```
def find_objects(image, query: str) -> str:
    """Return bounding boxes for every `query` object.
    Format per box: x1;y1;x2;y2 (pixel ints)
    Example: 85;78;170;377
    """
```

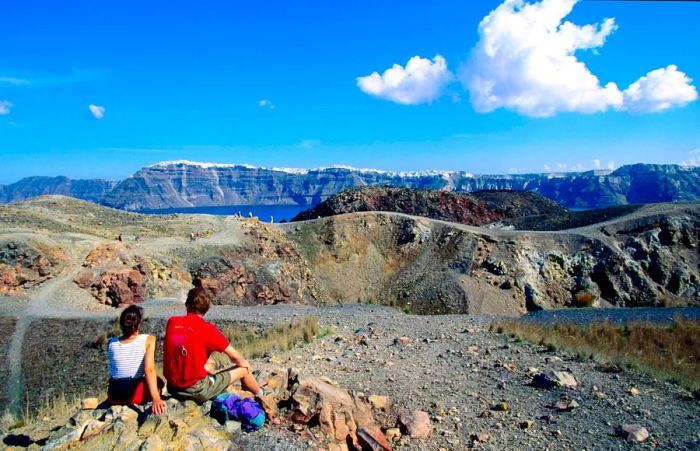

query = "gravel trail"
522;307;700;325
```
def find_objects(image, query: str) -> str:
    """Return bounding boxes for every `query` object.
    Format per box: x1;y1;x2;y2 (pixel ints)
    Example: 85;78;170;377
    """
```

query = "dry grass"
490;317;700;392
220;316;329;360
1;391;87;434
92;317;122;349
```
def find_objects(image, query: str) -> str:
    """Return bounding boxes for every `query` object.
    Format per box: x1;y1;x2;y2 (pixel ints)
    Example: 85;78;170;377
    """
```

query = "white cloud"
556;163;567;170
88;104;105;119
0;77;29;85
259;99;275;109
593;159;601;168
463;0;622;117
607;160;615;170
543;164;551;171
357;55;454;105
623;65;698;113
0;100;12;115
463;0;697;117
297;139;320;150
573;163;584;171
682;149;700;166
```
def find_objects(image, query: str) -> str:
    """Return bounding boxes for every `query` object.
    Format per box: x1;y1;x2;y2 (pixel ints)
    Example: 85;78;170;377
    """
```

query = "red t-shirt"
163;313;229;389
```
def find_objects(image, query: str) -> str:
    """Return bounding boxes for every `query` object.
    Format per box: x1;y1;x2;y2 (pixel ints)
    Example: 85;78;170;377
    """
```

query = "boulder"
398;410;432;439
139;434;164;451
394;337;410;346
83;243;125;267
289;376;391;450
483;256;508;275
492;402;509;412
80;397;99;410
384;428;401;443
91;268;147;306
471;432;490;443
42;410;94;450
616;424;650;442
531;370;578;389
554;400;578;411
73;271;94;289
368;395;389;411
520;420;534;429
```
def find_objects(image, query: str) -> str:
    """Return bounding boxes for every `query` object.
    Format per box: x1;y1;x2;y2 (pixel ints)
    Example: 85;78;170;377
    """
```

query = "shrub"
92;317;121;349
573;291;594;308
220;316;329;360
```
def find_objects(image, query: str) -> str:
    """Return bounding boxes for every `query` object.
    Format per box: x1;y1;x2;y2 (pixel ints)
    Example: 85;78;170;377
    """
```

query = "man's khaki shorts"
169;371;232;404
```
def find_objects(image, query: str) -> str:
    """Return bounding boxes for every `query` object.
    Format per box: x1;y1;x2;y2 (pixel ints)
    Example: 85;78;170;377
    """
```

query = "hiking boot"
255;395;277;419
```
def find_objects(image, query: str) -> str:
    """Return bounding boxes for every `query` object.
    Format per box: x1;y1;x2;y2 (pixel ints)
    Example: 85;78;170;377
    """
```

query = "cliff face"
0;176;117;204
285;205;700;314
1;162;699;210
291;186;567;225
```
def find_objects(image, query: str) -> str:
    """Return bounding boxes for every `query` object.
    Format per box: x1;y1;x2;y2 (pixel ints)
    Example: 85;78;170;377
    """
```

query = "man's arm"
223;345;251;371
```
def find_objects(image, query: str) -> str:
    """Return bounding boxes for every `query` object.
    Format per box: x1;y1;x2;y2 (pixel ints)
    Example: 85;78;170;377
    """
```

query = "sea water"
138;205;310;223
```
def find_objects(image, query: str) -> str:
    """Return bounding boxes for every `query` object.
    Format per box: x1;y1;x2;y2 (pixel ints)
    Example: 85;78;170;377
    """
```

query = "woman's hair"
185;287;211;315
119;305;144;336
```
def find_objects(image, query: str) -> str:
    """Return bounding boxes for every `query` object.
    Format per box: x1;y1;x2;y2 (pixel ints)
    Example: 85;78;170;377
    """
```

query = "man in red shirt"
163;287;264;403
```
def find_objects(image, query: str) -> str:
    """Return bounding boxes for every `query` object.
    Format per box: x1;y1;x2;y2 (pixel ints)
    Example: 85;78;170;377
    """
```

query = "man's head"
185;287;211;316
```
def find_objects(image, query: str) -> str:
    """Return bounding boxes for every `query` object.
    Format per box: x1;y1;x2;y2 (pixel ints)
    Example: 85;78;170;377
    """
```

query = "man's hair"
185;287;211;315
119;305;143;336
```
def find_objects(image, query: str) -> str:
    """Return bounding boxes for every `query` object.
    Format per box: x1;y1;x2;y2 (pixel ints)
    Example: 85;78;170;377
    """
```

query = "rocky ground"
2;304;699;450
1;196;699;449
1;197;699;314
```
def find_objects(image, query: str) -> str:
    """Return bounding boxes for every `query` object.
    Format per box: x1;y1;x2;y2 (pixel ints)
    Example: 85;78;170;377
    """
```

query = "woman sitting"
107;305;166;415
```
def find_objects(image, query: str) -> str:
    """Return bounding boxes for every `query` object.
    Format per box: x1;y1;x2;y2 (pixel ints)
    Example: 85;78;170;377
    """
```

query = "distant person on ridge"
163;287;267;405
107;305;166;415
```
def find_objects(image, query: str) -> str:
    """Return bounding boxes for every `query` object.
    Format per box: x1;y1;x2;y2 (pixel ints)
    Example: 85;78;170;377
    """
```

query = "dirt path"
4;316;30;415
4;264;109;415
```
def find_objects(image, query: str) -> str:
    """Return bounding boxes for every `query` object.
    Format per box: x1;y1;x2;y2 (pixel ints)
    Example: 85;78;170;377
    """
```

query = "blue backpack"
211;393;266;432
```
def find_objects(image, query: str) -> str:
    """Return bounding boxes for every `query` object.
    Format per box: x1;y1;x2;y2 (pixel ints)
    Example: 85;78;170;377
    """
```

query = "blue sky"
1;0;698;183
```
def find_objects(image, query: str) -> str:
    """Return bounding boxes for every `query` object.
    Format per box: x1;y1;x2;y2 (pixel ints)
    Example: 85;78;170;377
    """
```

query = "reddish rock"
471;432;490;443
83;243;125;267
368;395;389;411
92;268;147;306
0;265;17;293
394;337;410;346
0;241;68;293
289;376;391;450
73;271;94;289
398;410;432;438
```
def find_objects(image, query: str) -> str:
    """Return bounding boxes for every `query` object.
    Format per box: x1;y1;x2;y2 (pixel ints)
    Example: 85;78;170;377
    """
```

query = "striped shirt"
107;334;148;379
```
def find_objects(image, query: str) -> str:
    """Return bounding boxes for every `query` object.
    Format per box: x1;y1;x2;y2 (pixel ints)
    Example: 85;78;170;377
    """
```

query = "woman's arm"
144;335;166;415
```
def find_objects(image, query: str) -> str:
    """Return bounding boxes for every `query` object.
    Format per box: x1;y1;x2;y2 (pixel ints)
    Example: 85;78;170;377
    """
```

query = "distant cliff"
1;161;699;210
0;176;117;204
